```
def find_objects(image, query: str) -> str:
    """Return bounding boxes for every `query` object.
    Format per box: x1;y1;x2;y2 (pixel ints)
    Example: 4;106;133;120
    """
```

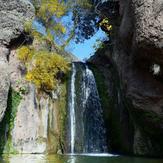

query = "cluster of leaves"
69;0;114;43
26;0;68;49
99;17;113;35
70;0;99;43
15;79;29;95
99;18;112;33
17;46;34;64
18;1;72;92
36;0;66;20
29;0;111;46
93;39;105;51
17;46;69;92
29;0;114;46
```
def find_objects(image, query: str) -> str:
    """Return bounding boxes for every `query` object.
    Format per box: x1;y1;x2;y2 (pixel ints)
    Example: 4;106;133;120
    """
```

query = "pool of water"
1;154;163;163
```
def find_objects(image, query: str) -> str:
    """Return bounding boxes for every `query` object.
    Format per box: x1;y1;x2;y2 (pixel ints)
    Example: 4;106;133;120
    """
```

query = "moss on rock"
58;81;68;152
0;88;22;154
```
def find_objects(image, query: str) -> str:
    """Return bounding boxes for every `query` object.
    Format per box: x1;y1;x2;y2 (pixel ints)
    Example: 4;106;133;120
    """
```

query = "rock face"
115;0;163;156
11;85;60;154
0;48;67;154
90;0;163;157
0;0;62;154
0;0;35;46
0;0;34;122
0;47;10;122
0;0;34;123
0;0;70;154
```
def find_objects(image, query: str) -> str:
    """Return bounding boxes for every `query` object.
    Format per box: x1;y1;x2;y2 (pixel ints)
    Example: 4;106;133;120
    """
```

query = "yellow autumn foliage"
54;23;66;34
26;51;69;91
99;18;112;32
17;46;34;64
37;0;67;20
17;0;71;93
24;21;33;33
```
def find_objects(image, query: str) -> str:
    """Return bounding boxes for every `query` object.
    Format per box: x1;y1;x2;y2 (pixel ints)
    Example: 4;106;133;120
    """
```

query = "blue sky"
66;29;106;60
33;15;107;61
61;12;107;60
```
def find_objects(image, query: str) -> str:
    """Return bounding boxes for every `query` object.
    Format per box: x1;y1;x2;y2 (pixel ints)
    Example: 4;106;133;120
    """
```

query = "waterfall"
69;63;76;153
68;62;108;154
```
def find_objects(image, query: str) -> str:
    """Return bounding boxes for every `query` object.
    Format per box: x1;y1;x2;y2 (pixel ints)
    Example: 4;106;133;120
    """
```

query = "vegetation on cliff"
0;89;22;154
17;46;69;92
17;0;72;93
16;0;113;93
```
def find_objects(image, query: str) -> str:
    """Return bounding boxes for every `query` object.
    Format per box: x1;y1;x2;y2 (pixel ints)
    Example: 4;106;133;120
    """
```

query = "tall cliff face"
89;0;163;157
116;0;163;156
0;0;34;122
0;0;67;154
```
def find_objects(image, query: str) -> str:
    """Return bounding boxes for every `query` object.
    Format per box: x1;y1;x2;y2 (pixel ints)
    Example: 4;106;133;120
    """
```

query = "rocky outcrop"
0;0;71;154
0;0;34;123
115;0;163;157
1;48;67;154
0;0;35;46
11;85;60;154
90;0;163;157
0;0;63;154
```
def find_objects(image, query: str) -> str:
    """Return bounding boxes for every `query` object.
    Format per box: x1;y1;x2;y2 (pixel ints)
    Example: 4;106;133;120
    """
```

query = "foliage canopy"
17;46;69;92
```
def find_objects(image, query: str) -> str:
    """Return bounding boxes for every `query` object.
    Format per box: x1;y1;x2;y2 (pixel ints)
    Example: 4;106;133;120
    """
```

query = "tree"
67;0;114;43
70;0;99;43
18;0;71;93
27;0;69;51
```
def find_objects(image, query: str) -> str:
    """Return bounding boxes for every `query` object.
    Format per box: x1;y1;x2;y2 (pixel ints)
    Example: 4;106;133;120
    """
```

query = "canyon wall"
90;0;163;157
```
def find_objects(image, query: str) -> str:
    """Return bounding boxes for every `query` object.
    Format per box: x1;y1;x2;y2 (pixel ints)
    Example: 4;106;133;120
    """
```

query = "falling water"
69;63;76;153
68;62;108;154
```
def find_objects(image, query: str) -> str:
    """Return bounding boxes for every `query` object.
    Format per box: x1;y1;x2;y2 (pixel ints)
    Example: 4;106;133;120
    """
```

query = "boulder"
0;0;35;46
